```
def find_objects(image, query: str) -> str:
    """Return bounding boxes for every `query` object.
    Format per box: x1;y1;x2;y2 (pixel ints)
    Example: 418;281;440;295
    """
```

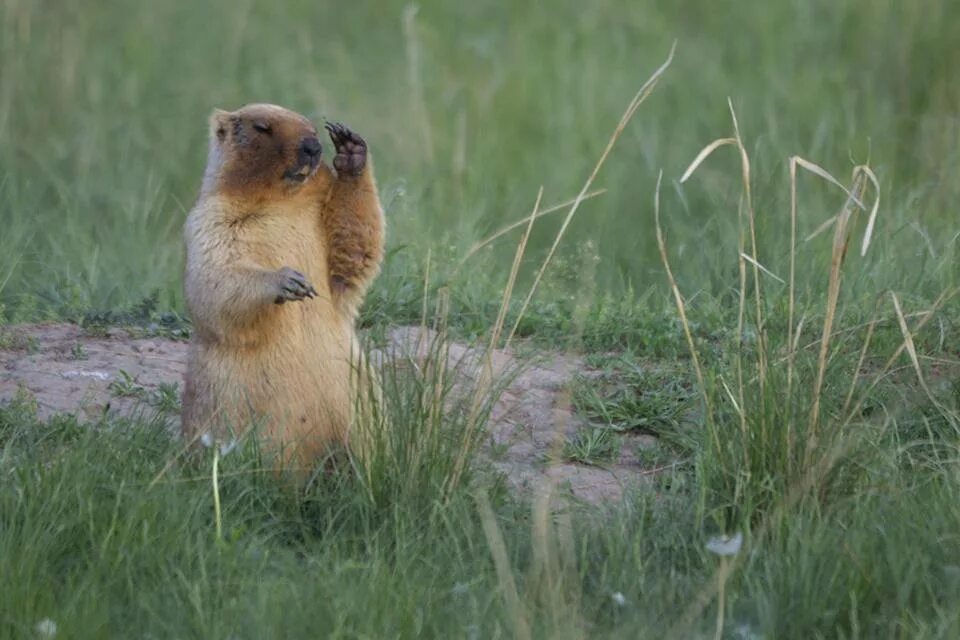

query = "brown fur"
181;103;385;475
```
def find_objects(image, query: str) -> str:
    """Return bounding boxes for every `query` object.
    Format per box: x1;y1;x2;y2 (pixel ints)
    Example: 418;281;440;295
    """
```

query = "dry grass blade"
476;491;532;640
777;310;933;362
679;138;737;183
842;299;880;416
505;41;676;344
212;447;222;541
719;375;744;419
798;156;874;244
740;253;785;283
794;157;867;210
458;189;607;267
728;99;768;437
806;170;866;463
675;109;761;446
447;189;542;494
856;164;881;256
889;291;946;412
735;195;749;456
682;132;751;419
804;215;839;243
792;314;806;353
842;286;959;427
496;187;543;352
419;247;432;343
787;157;798;395
654;170;718;442
423;292;450;476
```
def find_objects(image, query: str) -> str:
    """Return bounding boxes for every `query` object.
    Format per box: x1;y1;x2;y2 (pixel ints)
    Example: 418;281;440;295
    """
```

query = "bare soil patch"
1;323;662;502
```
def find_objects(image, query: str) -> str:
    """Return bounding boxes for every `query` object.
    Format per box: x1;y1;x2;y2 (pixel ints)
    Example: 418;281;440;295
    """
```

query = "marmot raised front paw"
273;267;318;304
324;122;367;176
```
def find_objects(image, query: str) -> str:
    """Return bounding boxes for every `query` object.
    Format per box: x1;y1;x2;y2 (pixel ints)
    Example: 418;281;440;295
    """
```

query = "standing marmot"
181;103;385;475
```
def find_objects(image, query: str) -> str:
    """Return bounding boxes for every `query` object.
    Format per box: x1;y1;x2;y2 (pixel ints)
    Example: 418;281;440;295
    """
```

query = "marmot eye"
252;121;272;135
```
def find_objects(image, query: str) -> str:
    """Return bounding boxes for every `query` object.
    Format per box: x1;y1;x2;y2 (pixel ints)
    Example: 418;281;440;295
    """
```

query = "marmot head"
202;103;323;200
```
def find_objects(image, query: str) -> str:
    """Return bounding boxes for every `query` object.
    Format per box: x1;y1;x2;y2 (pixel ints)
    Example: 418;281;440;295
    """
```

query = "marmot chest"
236;211;326;278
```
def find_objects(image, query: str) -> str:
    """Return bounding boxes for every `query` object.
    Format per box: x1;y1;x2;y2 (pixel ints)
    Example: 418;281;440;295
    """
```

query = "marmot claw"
324;122;367;176
274;267;318;304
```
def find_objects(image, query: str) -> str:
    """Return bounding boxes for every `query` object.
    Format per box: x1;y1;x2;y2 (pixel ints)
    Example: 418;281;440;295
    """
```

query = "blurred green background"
1;0;957;321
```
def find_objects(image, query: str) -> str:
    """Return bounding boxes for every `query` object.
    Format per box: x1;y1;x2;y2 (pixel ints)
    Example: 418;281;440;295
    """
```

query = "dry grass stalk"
446;189;542;495
468;45;679;616
727;100;768;436
805;170;867;466
212;447;222;540
654;171;719;446
841;297;881;416
889;290;949;414
735;195;749;451
420;289;450;479
497;187;544;352
679;132;754;453
679;138;737;182
740;253;784;283
787;155;868;459
787;158;798;397
856;165;881;256
458;189;607;268
841;296;959;429
419;247;432;344
505;42;677;343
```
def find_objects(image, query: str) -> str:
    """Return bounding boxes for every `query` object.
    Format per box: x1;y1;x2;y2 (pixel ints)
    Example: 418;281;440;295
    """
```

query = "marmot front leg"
185;261;318;334
321;122;385;315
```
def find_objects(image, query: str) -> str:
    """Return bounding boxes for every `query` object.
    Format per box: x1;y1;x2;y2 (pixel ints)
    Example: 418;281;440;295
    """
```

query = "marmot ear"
209;109;231;142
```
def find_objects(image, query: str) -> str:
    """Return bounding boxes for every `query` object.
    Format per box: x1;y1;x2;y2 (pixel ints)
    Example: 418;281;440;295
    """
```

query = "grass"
2;0;958;326
563;427;622;466
106;370;144;398
2;0;960;637
574;355;696;435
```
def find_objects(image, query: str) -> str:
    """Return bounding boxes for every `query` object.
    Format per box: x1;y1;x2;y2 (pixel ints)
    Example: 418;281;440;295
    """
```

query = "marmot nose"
300;136;322;158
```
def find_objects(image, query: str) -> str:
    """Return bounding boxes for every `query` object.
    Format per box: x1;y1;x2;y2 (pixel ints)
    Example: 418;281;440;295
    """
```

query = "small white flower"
218;439;239;457
705;532;743;557
35;618;57;638
734;623;762;640
611;591;627;606
199;433;238;457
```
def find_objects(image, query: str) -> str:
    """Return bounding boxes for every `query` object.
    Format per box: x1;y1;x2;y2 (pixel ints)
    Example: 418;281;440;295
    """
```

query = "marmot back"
181;103;385;476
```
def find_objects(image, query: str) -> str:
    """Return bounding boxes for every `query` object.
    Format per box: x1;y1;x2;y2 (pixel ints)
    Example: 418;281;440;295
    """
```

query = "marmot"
180;103;385;475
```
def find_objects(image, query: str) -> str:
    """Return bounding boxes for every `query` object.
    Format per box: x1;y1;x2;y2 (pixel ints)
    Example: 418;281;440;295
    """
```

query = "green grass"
563;426;622;466
2;0;958;326
574;355;696;435
2;0;960;637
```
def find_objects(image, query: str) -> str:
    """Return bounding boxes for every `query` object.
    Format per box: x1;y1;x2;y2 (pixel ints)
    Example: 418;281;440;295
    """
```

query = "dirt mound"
0;323;659;502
